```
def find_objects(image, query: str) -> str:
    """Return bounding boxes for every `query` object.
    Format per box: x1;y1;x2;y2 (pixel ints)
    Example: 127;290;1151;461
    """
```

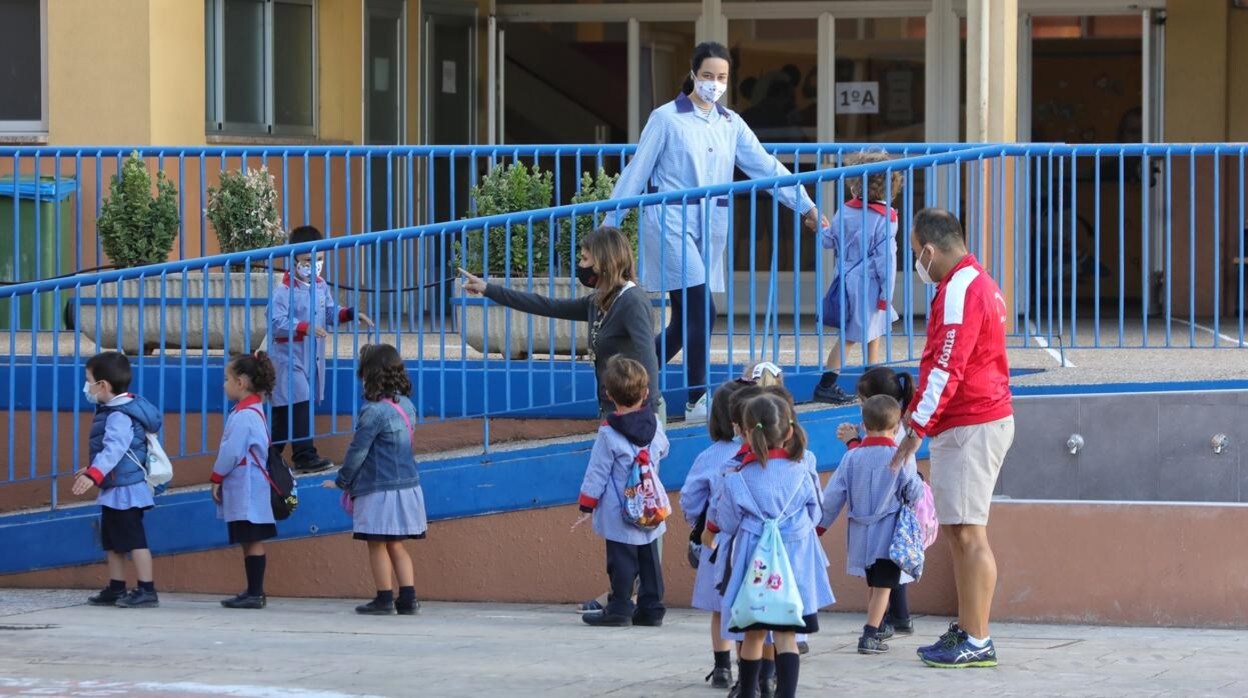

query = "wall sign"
836;81;879;115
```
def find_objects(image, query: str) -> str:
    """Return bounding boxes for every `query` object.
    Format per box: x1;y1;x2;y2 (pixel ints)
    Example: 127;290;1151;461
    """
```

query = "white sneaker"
684;394;709;422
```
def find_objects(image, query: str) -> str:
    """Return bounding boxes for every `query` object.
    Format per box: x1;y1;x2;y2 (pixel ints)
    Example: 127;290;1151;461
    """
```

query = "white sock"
965;634;990;648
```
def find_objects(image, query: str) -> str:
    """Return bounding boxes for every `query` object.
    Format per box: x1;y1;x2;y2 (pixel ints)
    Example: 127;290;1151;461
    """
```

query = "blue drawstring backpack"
729;484;805;629
889;503;926;580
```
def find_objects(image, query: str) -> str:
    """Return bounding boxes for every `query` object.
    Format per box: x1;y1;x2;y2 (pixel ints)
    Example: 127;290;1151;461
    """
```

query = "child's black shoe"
759;676;777;698
395;599;421;615
114;588;159;609
877;623;896;641
797;640;810;654
630;610;664;627
87;587;124;606
581;610;630;627
887;617;914;635
857;634;889;654
355;599;395;615
220;592;266;609
294;457;334;474
705;666;732;689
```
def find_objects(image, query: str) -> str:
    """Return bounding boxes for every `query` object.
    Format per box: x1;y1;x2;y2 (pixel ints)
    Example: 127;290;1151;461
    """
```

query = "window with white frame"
0;0;46;133
205;0;316;135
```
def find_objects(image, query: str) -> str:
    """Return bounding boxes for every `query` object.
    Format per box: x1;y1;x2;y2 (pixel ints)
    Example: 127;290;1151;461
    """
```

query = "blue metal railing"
1;142;1245;514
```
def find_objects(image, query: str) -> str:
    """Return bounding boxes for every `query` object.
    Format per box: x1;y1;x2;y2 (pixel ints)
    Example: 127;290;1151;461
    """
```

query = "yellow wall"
48;0;153;144
148;0;207;146
47;0;204;146
1227;9;1248;142
1163;0;1229;141
318;0;364;143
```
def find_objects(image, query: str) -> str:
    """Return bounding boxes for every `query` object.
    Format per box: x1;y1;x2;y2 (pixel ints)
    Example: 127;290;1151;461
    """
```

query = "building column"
966;0;1018;329
47;0;204;145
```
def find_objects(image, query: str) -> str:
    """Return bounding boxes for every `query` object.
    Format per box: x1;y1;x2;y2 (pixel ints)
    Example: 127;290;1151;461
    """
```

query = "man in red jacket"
890;208;1015;669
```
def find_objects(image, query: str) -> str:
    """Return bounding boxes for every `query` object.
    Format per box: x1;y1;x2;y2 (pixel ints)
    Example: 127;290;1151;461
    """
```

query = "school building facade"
3;0;1246;317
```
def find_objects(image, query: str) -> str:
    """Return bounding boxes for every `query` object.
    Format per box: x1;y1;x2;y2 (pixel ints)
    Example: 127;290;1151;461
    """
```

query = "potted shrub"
199;166;288;353
74;157;282;355
457;165;657;358
74;152;185;354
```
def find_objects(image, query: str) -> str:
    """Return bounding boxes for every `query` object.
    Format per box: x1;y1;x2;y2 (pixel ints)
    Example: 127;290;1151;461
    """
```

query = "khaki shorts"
928;416;1015;526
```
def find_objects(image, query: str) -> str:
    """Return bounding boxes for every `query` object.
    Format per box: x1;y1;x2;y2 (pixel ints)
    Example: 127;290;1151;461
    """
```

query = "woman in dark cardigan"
458;226;664;420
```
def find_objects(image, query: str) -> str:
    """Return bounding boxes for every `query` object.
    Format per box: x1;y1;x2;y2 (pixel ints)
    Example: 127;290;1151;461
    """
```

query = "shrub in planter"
206;166;287;255
75;160;276;355
457;165;657;359
454;162;555;275
96;151;179;268
557;168;640;266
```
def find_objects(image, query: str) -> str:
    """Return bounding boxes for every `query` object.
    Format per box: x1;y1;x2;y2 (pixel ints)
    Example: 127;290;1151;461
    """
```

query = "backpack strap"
383;399;414;436
241;406;283;494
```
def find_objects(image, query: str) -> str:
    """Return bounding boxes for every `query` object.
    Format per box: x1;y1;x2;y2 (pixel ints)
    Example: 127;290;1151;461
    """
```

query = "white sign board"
835;81;879;114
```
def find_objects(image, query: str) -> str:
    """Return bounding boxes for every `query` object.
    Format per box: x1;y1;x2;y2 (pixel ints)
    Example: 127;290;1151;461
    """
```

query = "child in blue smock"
680;379;750;688
820;394;924;655
73;351;163;609
268;225;373;472
813;151;903;405
835;366;919;634
326;343;427;616
212;352;279;610
574;356;670;627
708;393;834;698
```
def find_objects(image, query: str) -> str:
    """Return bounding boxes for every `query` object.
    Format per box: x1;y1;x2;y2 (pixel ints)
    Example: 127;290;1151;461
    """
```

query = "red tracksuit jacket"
907;254;1013;438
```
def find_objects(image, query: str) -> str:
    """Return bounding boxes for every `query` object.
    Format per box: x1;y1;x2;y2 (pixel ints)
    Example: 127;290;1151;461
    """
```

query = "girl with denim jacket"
326;344;427;616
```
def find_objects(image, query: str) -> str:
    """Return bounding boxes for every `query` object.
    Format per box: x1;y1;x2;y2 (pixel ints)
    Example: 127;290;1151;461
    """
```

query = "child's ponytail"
896;370;916;409
742;393;796;467
229;351;276;396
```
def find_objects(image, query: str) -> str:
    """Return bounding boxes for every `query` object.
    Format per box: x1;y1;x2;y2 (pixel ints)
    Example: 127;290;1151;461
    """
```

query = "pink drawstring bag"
339;490;354;516
914;481;939;549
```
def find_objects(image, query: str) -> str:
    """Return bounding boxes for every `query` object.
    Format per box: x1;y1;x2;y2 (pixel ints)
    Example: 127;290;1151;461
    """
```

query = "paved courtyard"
0;589;1242;697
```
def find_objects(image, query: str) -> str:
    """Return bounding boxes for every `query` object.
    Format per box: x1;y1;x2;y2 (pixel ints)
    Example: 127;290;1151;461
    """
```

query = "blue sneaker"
919;635;998;668
917;622;962;656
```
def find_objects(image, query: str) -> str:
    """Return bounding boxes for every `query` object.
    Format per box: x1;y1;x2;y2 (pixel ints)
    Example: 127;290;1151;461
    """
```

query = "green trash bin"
0;176;78;330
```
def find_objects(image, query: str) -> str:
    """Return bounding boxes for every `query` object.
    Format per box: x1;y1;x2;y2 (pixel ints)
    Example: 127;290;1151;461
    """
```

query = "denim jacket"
335;395;421;497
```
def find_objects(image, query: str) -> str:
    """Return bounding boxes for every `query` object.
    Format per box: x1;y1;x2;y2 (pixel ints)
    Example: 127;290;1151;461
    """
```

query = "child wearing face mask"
813;151;903;406
74;351;164;608
268;225;373;473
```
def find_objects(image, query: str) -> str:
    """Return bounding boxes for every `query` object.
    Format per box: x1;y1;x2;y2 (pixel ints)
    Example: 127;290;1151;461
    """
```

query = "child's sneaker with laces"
87;586;124;606
857;634;889;654
114;587;159;609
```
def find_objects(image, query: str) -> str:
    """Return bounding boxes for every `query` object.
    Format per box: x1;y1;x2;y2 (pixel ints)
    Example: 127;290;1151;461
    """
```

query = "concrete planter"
72;271;271;355
458;277;662;359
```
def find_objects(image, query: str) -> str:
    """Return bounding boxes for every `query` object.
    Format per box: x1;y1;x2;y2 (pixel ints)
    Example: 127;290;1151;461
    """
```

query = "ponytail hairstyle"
681;41;732;95
856;366;916;407
229;351;277;397
742;393;806;467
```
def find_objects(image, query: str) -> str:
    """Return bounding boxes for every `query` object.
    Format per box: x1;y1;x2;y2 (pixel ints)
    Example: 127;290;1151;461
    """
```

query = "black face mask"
575;264;599;289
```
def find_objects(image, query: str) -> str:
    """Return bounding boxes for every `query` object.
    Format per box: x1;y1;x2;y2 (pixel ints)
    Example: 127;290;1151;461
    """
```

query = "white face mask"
296;260;324;279
692;75;727;104
915;246;936;285
83;380;99;405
